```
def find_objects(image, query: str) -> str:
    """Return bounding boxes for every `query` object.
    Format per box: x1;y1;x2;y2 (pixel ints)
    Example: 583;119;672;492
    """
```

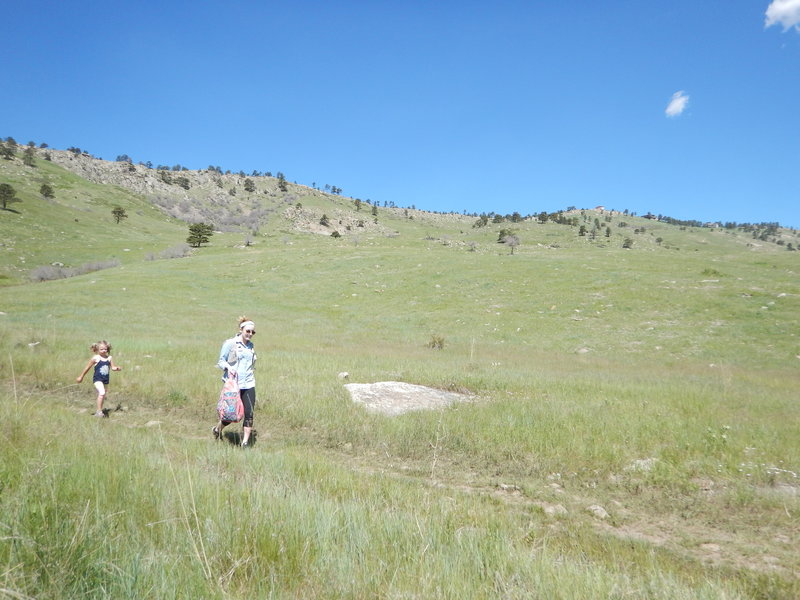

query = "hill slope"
2;143;798;285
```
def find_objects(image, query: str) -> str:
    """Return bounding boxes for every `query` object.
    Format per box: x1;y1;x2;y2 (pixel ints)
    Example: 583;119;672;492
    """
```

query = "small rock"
536;502;568;517
626;458;658;472
497;483;521;493
586;505;609;520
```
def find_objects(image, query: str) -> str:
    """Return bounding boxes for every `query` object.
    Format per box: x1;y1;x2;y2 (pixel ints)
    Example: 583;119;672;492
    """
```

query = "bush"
160;244;191;259
30;259;122;282
427;334;445;350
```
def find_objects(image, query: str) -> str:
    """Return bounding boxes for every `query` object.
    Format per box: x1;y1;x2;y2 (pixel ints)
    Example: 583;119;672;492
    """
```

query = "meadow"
1;152;799;598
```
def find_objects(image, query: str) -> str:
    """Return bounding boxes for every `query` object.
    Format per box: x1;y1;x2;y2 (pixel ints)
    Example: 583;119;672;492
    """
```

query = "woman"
213;316;257;447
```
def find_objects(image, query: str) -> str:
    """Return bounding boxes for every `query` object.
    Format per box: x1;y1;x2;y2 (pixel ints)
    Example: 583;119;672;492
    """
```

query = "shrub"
160;244;191;259
30;259;121;282
427;334;445;350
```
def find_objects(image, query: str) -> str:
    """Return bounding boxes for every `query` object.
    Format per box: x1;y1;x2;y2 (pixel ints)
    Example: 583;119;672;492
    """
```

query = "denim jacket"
217;335;256;389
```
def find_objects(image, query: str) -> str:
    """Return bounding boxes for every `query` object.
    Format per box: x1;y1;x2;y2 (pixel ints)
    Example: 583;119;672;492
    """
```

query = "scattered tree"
503;235;520;255
497;228;514;243
473;214;489;228
187;222;214;247
112;206;128;224
0;143;15;160
22;147;36;167
243;178;256;193
0;183;20;209
40;183;55;199
320;214;330;227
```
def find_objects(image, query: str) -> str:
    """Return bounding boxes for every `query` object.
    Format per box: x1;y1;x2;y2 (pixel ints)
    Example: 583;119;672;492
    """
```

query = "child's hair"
91;340;112;354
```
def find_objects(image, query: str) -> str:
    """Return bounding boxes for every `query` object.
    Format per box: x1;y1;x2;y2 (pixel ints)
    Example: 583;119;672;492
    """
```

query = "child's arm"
76;358;95;383
110;357;122;371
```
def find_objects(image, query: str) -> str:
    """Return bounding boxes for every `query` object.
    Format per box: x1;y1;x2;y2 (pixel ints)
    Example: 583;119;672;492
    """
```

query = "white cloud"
665;91;689;118
765;0;800;31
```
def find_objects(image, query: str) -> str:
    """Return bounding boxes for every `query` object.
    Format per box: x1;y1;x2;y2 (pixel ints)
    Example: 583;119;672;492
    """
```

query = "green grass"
1;151;799;598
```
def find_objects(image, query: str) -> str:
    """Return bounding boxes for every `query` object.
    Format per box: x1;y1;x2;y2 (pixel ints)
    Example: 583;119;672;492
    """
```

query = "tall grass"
1;392;764;599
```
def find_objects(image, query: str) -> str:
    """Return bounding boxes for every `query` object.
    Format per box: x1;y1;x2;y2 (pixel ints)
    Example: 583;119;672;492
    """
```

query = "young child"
76;340;122;417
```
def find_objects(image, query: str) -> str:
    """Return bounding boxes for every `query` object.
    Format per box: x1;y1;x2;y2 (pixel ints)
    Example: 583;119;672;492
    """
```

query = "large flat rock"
344;381;471;416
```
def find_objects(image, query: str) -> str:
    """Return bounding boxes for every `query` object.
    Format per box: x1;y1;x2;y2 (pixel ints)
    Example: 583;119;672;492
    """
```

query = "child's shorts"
94;381;107;395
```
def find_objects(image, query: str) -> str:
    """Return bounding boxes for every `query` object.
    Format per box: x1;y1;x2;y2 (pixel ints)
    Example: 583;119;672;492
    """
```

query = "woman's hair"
91;340;112;354
238;316;250;327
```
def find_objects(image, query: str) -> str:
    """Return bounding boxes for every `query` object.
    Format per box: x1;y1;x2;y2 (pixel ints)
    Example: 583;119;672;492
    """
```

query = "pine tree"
0;183;20;209
187;223;214;247
40;183;55;199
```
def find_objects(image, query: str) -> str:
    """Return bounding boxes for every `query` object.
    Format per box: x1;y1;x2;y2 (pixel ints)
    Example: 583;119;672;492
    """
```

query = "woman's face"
240;326;255;342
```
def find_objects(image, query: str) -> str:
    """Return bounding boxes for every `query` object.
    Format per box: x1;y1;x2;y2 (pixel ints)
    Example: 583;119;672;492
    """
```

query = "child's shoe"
93;411;106;418
212;427;221;440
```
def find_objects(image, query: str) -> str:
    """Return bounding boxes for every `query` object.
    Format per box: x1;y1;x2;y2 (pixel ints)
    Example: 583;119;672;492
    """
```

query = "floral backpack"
217;371;244;422
216;340;243;422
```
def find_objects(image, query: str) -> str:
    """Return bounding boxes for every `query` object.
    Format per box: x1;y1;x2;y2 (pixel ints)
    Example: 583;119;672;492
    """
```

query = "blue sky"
3;1;799;227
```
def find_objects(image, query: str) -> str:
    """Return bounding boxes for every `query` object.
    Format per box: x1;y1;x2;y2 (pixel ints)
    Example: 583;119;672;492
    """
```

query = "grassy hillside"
1;145;799;598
